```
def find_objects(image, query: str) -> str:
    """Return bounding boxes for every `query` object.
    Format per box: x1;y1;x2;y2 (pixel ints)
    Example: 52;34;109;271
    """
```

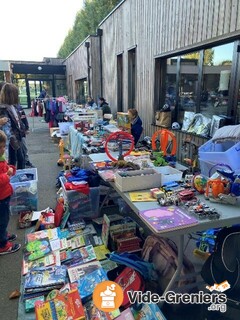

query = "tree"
58;0;121;58
183;49;214;66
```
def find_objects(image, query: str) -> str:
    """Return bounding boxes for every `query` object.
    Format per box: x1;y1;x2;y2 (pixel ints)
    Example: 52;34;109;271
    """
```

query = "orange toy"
105;131;134;161
205;179;229;198
151;129;177;156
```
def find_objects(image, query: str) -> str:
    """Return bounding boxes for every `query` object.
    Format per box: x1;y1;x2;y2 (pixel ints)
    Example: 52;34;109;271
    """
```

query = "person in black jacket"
128;108;143;146
98;97;112;121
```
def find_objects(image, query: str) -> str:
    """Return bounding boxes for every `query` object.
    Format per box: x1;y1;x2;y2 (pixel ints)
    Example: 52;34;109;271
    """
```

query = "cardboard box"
117;112;131;132
114;168;161;192
155;166;183;185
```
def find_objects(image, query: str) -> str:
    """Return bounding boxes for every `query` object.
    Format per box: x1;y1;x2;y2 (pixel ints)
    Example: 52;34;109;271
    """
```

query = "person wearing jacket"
0;83;25;169
0;130;21;255
128;108;143;146
98;97;112;120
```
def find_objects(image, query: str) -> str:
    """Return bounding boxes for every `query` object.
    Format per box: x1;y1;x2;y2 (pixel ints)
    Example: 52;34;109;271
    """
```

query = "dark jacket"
0;104;25;142
100;102;111;116
131;116;143;145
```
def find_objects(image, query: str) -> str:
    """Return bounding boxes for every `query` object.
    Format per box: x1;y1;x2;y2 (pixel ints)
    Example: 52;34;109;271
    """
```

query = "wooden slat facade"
65;0;240;160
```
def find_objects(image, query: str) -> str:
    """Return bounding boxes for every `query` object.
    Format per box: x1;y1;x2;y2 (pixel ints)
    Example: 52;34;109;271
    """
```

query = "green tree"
183;49;214;66
58;0;121;58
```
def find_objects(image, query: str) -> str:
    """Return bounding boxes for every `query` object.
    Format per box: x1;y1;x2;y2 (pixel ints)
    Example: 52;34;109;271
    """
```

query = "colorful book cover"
93;245;110;261
24;238;52;262
35;289;85;320
116;308;134;320
67;260;101;283
26;228;60;243
71;234;86;249
100;259;118;272
22;253;56;275
131;303;167;319
84;300;120;319
139;206;198;233
24;266;67;292
77;267;108;302
25;295;45;313
101;214;124;247
129;192;156;202
84;234;103;247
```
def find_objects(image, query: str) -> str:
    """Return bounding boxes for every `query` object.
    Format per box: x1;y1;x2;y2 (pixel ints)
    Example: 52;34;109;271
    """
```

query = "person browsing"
128;108;143;146
0;130;21;255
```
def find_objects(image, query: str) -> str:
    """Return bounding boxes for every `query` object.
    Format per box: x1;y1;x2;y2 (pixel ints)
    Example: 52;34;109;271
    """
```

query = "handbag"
155;111;171;127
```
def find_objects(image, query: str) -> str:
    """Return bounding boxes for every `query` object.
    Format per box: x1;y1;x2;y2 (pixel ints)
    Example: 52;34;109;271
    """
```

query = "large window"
200;43;234;118
156;40;237;125
179;52;200;122
128;48;136;108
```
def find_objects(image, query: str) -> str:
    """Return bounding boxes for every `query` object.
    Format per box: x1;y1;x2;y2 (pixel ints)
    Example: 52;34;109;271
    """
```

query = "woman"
0;83;25;169
128;108;143;146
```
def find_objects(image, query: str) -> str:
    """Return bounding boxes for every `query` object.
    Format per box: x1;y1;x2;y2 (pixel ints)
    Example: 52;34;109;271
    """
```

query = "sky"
0;0;84;61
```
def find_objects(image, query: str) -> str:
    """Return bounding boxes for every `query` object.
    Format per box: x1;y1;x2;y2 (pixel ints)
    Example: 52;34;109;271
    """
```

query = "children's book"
80;224;97;235
131;303;167;319
24;238;52;262
71;234;85;249
84;300;120;319
93;245;110;261
101;214;124;247
26;228;60;243
84;234;103;246
35;289;85;320
67;260;101;283
129;192;156;202
77;267;108;302
100;259;118;272
22;253;56;275
25;295;45;313
139;206;198;233
116;308;134;320
24;266;67;293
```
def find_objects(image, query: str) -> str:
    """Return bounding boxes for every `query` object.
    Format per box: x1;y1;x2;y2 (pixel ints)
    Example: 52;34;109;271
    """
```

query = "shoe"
7;233;17;242
0;242;21;255
25;161;34;167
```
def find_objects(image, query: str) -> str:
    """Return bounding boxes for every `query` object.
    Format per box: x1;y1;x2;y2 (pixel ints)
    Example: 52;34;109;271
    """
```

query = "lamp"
37;66;42;71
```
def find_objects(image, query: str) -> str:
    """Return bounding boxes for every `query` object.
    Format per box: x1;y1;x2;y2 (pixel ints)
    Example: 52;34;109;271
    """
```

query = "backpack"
142;235;196;294
201;225;240;294
114;267;145;309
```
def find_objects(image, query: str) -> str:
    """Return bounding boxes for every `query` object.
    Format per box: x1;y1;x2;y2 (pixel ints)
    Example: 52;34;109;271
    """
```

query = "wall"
99;0;240;136
64;36;101;103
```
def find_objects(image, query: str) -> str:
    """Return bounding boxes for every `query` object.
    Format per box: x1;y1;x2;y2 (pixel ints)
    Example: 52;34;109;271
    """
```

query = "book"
116;308;134;320
84;300;120;319
100;259;118;272
131;303;167;319
24;266;67;293
67;260;101;283
35;289;85;320
101;214;124;247
93;245;110;261
84;234;103;246
24;238;52;262
25;295;45;313
22;253;56;275
71;235;86;249
129;191;156;202
26;228;60;243
139;206;198;233
77;267;108;302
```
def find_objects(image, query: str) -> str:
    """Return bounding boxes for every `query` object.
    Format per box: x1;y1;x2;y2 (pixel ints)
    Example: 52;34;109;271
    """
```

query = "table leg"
159;234;184;306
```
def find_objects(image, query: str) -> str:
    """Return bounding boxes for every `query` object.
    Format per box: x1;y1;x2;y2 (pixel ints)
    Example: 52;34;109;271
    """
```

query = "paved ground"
0;116;60;320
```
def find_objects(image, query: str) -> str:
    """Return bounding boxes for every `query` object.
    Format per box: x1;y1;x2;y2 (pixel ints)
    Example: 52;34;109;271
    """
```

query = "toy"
193;175;207;194
205;178;229;199
151;129;177;156
57;139;64;166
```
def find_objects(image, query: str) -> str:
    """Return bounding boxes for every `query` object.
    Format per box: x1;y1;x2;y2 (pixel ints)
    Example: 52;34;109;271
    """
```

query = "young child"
0;130;21;254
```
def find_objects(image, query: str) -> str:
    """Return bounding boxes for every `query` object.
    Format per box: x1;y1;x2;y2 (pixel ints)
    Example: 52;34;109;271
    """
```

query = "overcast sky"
0;0;83;61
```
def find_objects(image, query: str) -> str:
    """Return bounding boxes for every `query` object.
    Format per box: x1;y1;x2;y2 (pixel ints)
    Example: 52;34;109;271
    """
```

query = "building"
65;0;240;145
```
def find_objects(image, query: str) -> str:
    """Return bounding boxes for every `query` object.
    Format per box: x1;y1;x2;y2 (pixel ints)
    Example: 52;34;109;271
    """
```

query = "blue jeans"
0;196;10;248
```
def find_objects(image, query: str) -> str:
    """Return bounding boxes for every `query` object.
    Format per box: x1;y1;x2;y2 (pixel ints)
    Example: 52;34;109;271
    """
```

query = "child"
0;130;21;254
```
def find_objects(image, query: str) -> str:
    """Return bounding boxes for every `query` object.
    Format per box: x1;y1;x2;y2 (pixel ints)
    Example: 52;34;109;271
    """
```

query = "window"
117;54;123;112
200;43;234;118
178;52;200;122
